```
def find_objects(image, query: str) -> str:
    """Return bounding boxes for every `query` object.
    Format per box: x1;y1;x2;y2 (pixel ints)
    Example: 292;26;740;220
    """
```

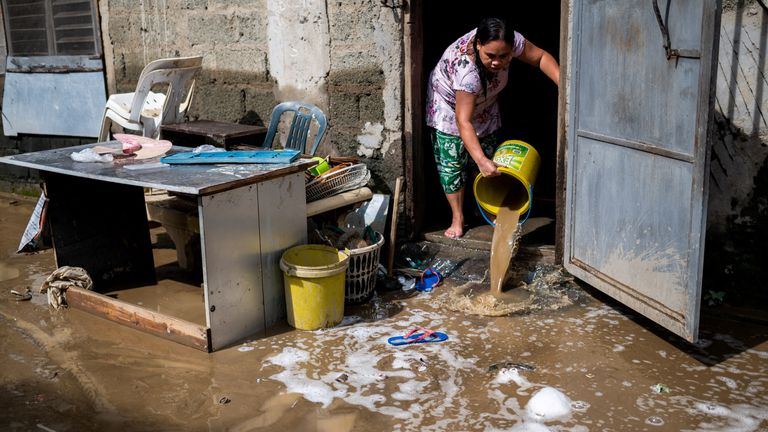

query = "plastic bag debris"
193;144;225;153
17;193;48;253
398;275;415;291
71;148;113;163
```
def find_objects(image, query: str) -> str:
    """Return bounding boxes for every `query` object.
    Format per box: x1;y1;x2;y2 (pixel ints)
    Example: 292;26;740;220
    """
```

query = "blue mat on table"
161;150;300;165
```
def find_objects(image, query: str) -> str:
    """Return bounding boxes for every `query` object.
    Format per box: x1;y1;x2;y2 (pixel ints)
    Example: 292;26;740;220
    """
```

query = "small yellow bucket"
280;245;349;330
473;140;540;215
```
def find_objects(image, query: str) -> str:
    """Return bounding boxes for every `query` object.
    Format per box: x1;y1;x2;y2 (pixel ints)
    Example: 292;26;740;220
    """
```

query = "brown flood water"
489;205;520;296
1;194;768;431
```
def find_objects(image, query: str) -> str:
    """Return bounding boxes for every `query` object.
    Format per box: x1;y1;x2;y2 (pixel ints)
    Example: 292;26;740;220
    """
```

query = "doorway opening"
408;1;562;246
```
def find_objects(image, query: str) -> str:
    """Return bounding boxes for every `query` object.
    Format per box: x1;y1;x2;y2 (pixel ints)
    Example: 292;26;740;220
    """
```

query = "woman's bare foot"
444;222;464;239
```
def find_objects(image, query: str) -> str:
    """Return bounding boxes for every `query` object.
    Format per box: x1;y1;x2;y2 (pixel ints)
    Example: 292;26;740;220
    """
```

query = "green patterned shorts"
431;129;498;193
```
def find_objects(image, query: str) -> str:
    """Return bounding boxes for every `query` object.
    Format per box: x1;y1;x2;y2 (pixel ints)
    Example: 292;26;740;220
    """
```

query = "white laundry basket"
344;231;384;303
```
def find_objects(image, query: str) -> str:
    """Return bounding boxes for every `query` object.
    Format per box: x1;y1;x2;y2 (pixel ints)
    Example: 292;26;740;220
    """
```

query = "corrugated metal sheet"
2;69;105;137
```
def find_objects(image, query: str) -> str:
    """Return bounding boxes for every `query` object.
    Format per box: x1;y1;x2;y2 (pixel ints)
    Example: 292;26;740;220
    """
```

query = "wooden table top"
161;120;267;139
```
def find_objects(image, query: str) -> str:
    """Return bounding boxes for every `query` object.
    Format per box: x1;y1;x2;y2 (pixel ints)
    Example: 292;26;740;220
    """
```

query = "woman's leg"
445;188;465;239
432;130;469;238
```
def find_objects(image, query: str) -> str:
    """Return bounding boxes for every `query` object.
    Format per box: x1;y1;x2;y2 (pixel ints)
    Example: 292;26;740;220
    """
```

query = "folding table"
0;143;314;351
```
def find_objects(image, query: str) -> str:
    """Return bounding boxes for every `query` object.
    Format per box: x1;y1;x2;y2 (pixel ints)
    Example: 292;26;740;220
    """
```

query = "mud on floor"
1;195;768;431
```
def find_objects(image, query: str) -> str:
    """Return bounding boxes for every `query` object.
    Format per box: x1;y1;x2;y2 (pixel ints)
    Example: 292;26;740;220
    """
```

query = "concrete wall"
708;1;768;228
704;1;768;303
98;0;404;192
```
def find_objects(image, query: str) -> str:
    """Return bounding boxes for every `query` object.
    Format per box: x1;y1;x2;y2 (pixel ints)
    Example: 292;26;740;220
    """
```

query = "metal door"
564;0;720;341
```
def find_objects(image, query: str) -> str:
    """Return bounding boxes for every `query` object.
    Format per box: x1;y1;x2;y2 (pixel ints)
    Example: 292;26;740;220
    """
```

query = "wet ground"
1;193;768;432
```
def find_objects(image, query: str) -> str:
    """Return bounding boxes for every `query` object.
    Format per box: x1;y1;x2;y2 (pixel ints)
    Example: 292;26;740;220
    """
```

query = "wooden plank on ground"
66;287;210;352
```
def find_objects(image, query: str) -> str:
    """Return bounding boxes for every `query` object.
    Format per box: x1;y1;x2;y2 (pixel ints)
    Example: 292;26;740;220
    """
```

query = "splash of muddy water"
438;265;579;317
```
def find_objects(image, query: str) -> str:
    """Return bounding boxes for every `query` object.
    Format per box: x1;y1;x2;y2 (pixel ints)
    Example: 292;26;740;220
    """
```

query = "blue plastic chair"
262;101;328;155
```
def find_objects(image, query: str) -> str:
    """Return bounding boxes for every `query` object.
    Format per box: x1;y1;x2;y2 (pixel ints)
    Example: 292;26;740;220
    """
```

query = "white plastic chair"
98;56;203;142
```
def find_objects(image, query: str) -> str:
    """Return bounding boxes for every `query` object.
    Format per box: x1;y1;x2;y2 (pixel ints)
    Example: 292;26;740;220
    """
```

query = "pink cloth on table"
114;134;172;160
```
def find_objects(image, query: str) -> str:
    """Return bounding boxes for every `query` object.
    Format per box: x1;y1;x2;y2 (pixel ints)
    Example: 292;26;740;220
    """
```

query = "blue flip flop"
388;328;449;346
415;267;442;292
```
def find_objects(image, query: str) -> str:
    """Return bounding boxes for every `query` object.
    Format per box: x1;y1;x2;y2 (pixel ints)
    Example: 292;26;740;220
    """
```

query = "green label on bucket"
493;142;528;171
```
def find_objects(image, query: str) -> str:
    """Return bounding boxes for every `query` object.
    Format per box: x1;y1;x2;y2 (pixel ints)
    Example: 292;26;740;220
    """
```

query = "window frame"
1;0;102;63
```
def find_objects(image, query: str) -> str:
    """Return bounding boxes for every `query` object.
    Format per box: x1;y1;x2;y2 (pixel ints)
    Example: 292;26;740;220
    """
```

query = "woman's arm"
456;90;499;177
518;40;560;87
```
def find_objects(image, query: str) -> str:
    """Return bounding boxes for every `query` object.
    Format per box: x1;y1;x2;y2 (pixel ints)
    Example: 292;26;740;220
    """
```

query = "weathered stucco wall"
99;0;404;192
704;1;768;304
709;1;768;229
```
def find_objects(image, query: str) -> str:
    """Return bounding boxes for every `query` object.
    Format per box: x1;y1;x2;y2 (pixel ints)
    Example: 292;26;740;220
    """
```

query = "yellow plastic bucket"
280;245;349;330
473;140;540;215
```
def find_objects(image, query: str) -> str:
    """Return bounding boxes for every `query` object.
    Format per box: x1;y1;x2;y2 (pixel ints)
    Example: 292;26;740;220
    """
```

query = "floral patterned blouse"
426;28;526;137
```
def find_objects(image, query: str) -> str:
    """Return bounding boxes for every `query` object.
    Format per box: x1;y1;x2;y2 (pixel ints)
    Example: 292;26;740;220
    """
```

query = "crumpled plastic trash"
71;148;114;163
193;144;225;153
398;275;415;291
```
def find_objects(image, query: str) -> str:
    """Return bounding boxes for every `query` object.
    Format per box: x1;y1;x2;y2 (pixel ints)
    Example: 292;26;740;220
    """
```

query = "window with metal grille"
2;0;101;57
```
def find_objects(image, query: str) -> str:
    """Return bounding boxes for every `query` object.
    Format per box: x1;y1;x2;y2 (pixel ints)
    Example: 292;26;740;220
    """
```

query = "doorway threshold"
421;217;556;265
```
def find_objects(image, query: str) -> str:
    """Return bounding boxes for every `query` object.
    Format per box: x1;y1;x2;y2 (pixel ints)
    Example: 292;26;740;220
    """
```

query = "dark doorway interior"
418;1;561;241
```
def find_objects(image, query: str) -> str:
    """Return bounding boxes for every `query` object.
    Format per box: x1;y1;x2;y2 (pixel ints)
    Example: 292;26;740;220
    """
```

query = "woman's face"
477;39;513;72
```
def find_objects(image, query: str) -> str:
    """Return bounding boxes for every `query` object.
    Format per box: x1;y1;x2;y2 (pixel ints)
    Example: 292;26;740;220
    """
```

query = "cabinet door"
564;0;720;341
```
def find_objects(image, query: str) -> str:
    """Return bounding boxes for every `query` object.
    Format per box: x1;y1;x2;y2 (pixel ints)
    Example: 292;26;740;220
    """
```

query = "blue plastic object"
263;101;328;156
160;149;300;164
415;267;442;292
388;330;449;346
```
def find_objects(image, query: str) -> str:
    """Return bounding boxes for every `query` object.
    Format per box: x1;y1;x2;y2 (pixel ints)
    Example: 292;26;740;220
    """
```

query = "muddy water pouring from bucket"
436;140;542;316
477;140;541;306
490;201;521;296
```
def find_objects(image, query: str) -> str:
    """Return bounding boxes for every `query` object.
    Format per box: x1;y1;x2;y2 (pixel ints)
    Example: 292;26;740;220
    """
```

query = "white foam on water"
645;415;664;426
747;349;768;360
612;344;625;352
489;422;589;432
262;304;630;431
583;305;620;319
570;400;590;411
272;369;341;407
493;368;532;388
506;422;554;432
263;309;489;430
268;346;309;367
525;387;572;422
683;363;709;372
343;325;383;341
392;379;429;401
689;400;768;432
716;376;739;390
657;350;667;358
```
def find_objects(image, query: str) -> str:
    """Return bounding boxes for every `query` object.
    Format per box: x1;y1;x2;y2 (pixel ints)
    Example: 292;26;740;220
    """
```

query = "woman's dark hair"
473;17;515;98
